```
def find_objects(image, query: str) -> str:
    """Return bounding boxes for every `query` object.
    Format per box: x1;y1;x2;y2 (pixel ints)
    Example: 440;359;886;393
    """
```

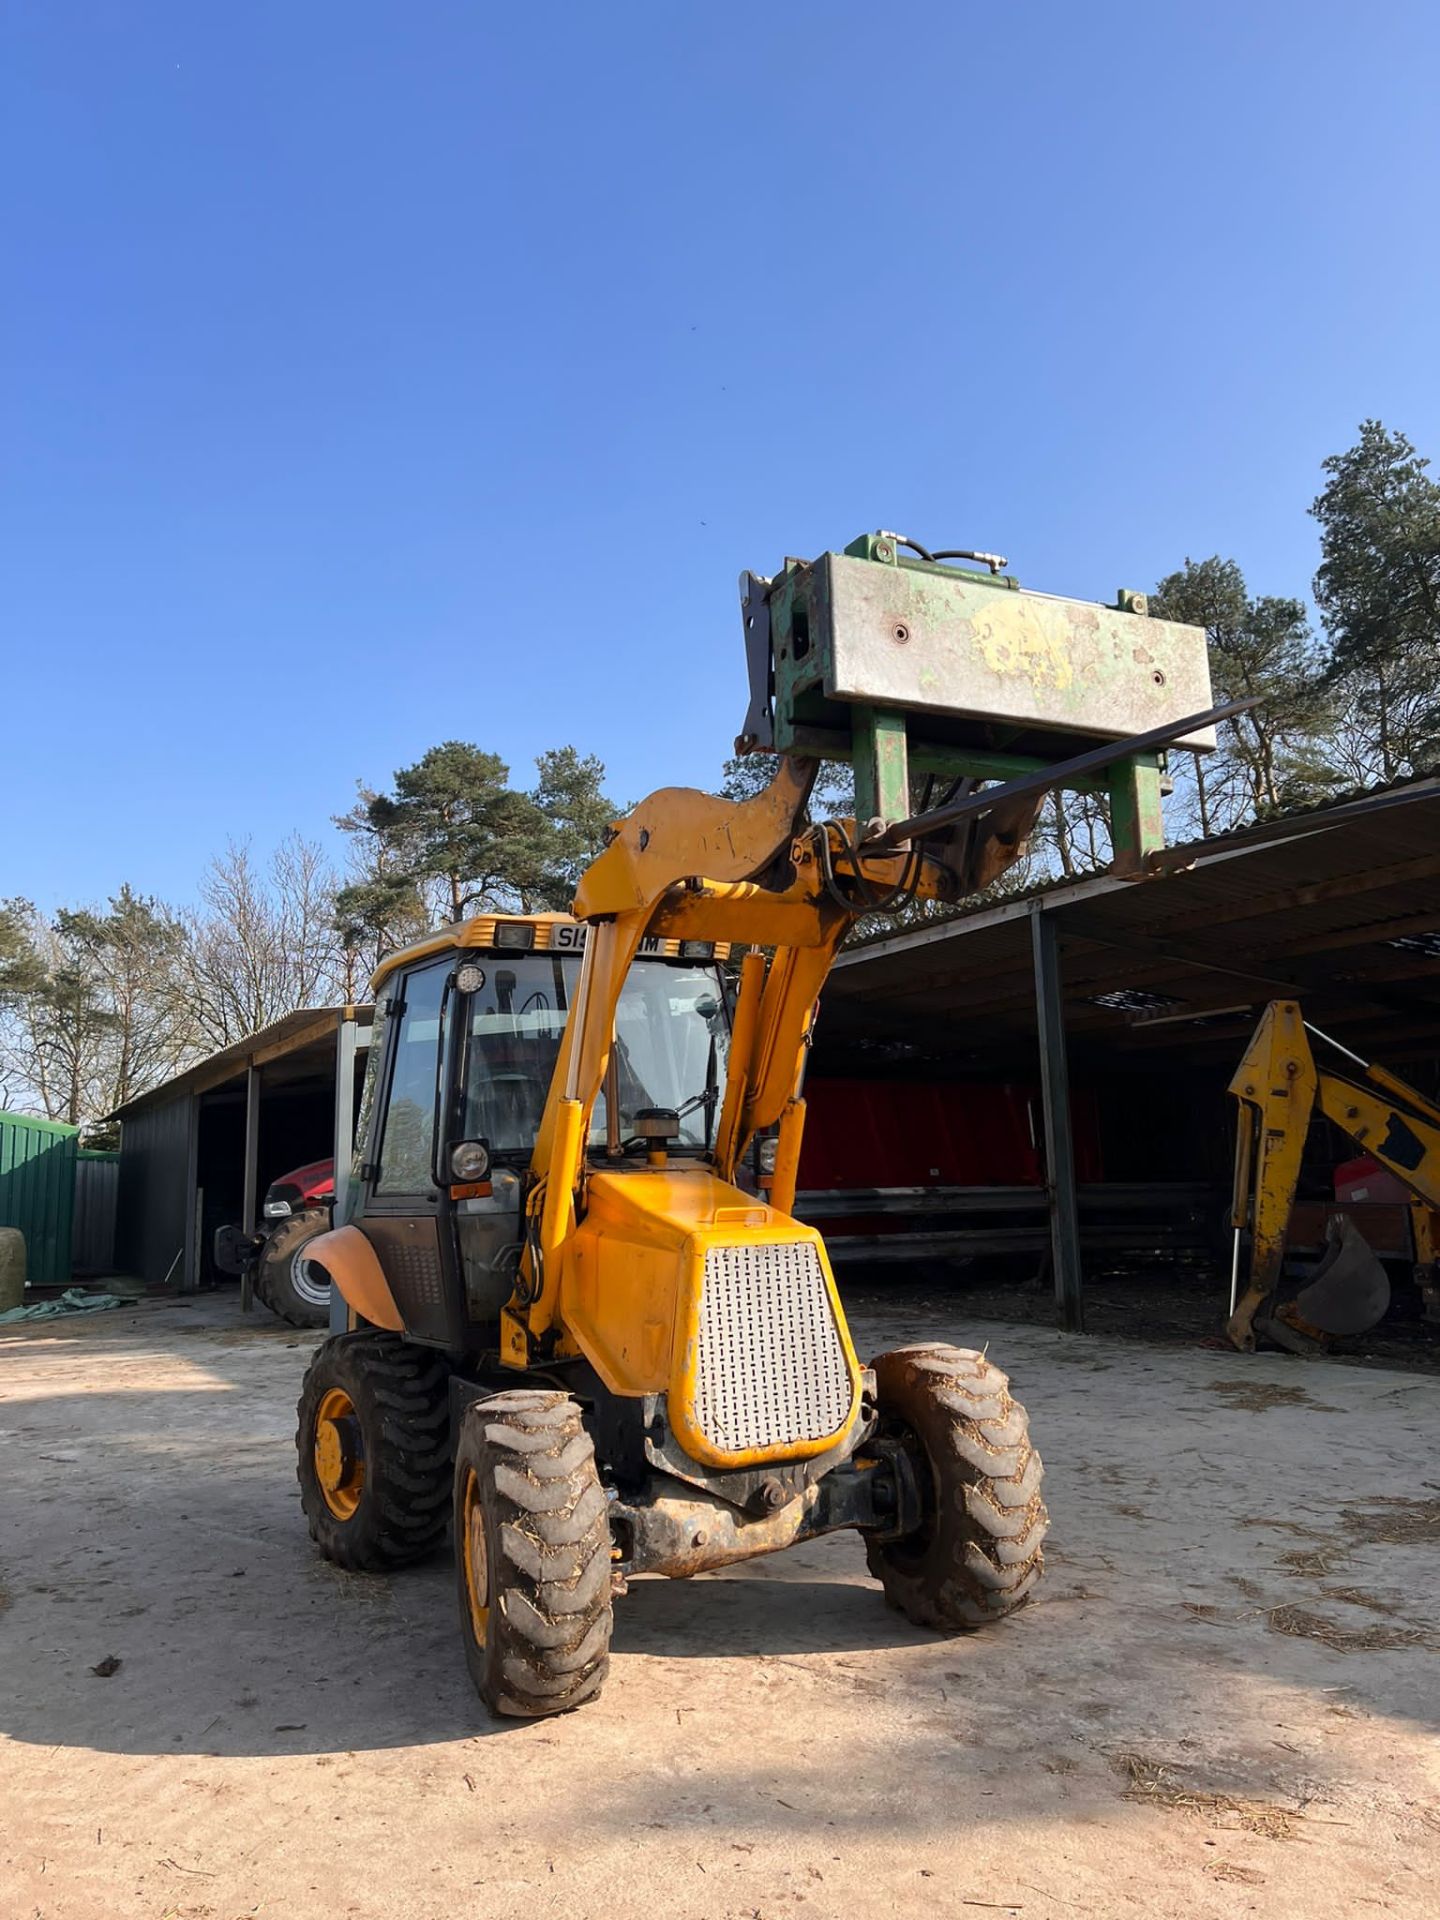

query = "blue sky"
3;2;1437;915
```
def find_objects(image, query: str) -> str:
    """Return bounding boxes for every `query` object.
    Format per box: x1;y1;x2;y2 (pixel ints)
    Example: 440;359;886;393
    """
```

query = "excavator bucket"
1293;1215;1391;1334
1260;1214;1390;1353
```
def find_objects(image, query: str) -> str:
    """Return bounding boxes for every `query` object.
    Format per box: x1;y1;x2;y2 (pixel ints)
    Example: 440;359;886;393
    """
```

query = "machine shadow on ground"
5;1298;1440;1777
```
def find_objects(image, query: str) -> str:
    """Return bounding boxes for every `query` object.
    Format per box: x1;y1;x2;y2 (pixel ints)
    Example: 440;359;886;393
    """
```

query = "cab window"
376;960;449;1194
457;953;728;1159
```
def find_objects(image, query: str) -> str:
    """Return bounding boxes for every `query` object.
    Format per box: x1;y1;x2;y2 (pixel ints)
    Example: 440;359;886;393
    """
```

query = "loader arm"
512;754;1018;1363
501;531;1231;1371
1227;1000;1440;1350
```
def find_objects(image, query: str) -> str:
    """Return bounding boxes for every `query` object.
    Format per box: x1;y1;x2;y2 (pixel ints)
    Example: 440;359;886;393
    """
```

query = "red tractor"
213;1156;335;1328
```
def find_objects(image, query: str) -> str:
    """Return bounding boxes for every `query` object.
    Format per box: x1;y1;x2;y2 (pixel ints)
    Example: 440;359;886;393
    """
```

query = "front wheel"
454;1390;613;1718
864;1344;1047;1629
296;1332;452;1569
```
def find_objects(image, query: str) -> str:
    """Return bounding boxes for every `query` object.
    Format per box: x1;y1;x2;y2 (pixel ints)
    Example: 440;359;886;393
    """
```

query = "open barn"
794;770;1440;1356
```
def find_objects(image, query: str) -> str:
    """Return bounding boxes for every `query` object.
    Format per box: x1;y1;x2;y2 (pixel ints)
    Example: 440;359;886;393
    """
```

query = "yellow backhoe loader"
1227;1001;1440;1353
293;530;1233;1715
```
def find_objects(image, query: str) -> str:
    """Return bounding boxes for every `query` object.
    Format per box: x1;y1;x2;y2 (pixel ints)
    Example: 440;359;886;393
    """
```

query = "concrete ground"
2;1290;1438;1920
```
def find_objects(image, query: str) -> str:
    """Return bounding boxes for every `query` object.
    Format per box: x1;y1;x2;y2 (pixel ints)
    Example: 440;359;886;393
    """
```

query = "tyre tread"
454;1390;612;1719
865;1344;1048;1631
296;1332;452;1571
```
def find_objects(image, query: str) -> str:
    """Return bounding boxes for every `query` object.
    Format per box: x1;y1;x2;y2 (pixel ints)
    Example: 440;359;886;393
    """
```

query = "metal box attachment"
750;536;1213;762
793;552;1212;751
736;531;1217;865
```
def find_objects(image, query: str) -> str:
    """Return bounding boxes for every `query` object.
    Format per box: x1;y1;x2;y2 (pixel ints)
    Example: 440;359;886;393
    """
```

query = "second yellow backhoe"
1227;1000;1440;1352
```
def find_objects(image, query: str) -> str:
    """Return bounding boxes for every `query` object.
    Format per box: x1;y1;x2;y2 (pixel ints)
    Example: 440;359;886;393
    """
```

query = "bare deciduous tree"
182;836;345;1050
0;890;192;1129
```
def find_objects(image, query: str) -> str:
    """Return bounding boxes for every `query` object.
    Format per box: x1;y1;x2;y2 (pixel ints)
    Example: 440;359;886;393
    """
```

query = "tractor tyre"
453;1390;612;1719
296;1332;452;1570
256;1209;333;1328
864;1343;1047;1630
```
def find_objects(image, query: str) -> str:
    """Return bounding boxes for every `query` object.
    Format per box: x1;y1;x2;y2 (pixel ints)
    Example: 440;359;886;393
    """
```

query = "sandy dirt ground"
2;1288;1438;1920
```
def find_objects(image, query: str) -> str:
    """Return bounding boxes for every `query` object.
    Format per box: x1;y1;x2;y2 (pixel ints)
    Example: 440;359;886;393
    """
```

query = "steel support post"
1109;751;1165;875
329;1011;359;1334
240;1064;260;1312
852;707;911;830
181;1093;200;1293
1030;905;1085;1332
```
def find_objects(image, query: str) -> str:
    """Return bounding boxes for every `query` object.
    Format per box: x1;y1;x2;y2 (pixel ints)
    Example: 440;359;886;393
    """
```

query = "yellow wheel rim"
460;1468;490;1644
314;1386;365;1521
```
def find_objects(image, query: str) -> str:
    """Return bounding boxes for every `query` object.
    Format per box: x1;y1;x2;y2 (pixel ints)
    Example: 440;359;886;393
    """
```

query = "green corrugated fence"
0;1111;79;1287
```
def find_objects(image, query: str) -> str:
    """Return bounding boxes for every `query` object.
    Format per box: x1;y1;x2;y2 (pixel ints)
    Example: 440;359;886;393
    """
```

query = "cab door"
359;956;465;1347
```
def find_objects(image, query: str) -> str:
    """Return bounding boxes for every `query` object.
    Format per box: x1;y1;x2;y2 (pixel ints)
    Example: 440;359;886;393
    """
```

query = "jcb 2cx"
294;531;1220;1715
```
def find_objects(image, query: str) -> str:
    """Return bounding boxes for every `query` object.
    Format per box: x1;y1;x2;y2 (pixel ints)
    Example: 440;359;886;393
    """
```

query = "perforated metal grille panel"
692;1241;852;1454
387;1241;443;1313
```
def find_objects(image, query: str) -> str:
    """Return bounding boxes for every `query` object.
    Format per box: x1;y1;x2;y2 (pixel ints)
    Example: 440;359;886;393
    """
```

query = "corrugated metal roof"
108;1004;373;1122
825;770;1440;1070
843;766;1440;952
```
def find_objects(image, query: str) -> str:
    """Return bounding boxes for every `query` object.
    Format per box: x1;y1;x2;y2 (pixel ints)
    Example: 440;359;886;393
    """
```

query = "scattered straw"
1319;1586;1403;1616
1275;1547;1346;1578
1206;1863;1266;1886
1112;1752;1299;1839
1340;1497;1440;1547
1208;1380;1328;1413
1266;1605;1429;1655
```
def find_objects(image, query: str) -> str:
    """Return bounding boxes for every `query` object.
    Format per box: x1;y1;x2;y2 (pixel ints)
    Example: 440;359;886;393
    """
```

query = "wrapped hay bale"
0;1228;24;1313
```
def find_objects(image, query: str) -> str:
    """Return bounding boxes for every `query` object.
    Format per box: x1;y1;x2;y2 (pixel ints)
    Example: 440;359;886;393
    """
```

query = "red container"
1334;1154;1412;1207
797;1078;1102;1191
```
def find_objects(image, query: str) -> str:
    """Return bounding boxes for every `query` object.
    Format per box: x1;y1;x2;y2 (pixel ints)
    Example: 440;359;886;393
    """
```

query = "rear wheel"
864;1343;1047;1629
453;1390;612;1718
257;1209;332;1328
296;1332;451;1570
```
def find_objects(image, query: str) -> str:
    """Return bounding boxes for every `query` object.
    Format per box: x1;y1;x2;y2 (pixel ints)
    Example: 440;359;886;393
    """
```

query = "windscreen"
458;954;729;1158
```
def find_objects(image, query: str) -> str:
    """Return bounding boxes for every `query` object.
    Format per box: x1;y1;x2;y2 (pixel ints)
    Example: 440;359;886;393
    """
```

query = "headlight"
262;1199;292;1219
450;1139;491;1182
757;1137;779;1175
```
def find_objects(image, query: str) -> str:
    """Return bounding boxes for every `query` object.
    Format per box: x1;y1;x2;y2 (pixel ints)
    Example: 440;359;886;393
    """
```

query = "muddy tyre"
256;1209;333;1328
296;1332;452;1570
865;1344;1047;1629
454;1390;612;1719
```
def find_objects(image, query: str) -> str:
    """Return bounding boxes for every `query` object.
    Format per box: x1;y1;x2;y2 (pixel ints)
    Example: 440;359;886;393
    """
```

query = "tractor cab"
329;914;735;1353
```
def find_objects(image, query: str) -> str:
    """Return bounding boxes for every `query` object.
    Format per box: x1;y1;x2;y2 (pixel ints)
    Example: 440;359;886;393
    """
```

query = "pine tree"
1151;557;1339;830
1311;420;1440;782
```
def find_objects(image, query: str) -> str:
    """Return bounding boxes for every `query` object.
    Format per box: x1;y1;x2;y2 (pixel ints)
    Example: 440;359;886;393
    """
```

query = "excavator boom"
1227;1001;1440;1351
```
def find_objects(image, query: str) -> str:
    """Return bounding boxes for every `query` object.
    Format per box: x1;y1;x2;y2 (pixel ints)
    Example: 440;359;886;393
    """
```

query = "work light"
492;922;536;951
